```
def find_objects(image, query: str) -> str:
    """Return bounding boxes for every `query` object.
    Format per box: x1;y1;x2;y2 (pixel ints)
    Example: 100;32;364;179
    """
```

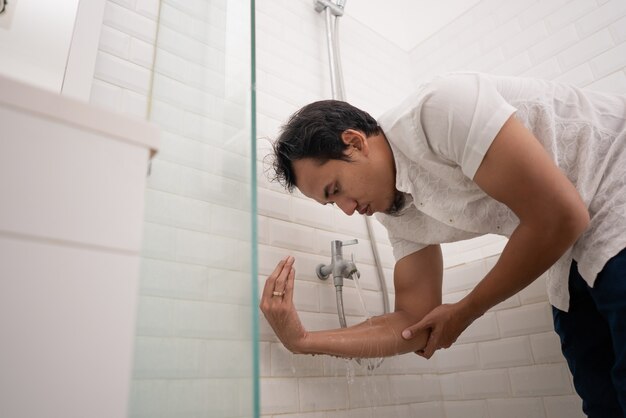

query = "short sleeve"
419;73;516;179
375;210;428;262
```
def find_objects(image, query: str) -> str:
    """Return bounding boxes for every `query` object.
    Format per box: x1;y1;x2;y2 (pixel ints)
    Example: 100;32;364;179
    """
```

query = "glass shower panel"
130;1;256;417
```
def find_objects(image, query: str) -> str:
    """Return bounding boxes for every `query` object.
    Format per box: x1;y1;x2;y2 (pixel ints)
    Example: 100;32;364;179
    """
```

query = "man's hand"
259;256;308;353
401;302;477;359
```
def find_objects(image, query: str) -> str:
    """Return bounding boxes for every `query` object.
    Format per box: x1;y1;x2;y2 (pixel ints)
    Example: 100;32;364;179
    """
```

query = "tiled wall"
410;0;626;93
255;1;431;416
91;0;158;119
90;0;626;417
256;0;625;417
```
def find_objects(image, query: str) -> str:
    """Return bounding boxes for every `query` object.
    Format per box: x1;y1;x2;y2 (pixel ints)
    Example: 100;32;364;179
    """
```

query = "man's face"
293;133;397;216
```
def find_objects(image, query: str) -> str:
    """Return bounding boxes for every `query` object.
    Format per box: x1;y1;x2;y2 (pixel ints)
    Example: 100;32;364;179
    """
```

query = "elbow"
523;202;590;250
393;308;437;354
552;203;590;247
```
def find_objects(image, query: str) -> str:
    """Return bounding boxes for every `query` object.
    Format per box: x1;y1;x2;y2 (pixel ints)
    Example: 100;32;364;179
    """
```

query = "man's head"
271;100;382;191
270;100;403;216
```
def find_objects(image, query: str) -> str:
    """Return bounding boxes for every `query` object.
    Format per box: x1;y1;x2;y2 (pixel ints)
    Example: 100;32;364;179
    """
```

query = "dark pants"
553;248;626;418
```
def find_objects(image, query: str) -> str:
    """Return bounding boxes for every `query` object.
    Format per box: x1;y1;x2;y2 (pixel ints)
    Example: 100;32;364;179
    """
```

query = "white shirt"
375;72;626;311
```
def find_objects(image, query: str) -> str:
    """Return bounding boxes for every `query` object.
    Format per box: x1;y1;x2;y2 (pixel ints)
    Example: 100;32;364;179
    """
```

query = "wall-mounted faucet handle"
316;238;360;283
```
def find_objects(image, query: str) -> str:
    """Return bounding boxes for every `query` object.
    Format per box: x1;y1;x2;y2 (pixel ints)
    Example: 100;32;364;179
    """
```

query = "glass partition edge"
250;0;259;417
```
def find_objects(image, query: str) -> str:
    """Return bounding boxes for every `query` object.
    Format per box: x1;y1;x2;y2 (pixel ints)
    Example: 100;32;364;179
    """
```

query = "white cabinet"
0;75;159;418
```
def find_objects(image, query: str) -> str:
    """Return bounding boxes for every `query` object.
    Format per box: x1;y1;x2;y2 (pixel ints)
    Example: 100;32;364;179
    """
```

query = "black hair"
269;100;381;191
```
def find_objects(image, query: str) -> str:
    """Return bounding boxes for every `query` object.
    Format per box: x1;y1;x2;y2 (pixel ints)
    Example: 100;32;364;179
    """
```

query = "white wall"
255;0;509;417
0;0;106;98
255;1;433;416
90;0;158;119
410;0;626;92
256;1;625;418
0;0;80;91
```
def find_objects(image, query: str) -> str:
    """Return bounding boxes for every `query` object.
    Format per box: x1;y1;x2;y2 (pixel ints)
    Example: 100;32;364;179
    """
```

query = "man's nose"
336;197;357;216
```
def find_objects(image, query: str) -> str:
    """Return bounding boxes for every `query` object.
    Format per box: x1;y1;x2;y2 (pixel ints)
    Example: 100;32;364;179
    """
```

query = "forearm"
297;311;429;358
462;217;587;319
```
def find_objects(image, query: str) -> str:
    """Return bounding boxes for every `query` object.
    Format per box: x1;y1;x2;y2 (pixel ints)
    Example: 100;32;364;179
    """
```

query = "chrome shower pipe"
324;7;340;100
314;0;391;317
315;0;345;100
364;218;390;313
332;15;346;100
336;287;347;328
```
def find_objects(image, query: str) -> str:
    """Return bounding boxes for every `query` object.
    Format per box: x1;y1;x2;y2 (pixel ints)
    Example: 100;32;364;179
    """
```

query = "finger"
270;256;289;279
415;350;427;359
283;267;296;301
401;317;432;340
261;275;274;302
421;329;441;359
274;256;294;293
262;256;288;299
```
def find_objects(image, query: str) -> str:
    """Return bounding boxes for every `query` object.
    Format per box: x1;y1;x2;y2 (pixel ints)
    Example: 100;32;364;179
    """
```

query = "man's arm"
402;115;590;357
260;245;443;358
466;115;589;314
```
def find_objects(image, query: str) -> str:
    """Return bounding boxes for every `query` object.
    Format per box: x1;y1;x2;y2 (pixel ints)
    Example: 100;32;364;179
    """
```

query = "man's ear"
340;129;369;155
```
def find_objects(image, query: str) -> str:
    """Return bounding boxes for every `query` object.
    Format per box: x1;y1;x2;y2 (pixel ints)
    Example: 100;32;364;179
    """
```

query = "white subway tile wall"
90;0;626;416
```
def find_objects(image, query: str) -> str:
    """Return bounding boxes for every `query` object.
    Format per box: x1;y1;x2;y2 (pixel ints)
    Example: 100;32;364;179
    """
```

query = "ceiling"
347;0;481;51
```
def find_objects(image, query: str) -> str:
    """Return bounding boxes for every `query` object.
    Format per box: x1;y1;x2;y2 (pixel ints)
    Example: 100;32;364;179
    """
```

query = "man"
260;72;626;417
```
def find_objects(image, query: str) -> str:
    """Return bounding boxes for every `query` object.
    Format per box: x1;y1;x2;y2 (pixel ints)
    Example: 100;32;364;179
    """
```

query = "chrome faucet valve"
316;239;360;287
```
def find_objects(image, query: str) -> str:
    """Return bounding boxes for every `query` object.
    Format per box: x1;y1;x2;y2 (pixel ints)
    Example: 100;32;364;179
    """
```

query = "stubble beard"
384;190;407;216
